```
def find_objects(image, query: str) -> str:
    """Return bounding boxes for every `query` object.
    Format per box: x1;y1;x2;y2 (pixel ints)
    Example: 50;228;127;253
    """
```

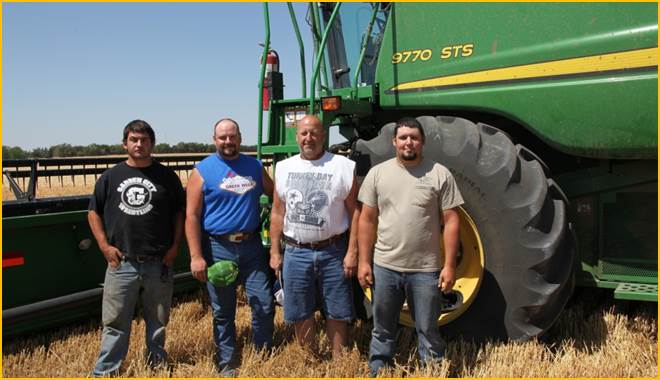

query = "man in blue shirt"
185;118;274;376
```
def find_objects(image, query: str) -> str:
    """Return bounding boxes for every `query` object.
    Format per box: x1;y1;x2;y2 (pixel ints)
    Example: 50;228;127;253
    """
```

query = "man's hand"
270;250;283;275
357;262;373;289
162;246;178;268
439;265;456;292
343;249;358;278
101;244;123;268
190;256;208;282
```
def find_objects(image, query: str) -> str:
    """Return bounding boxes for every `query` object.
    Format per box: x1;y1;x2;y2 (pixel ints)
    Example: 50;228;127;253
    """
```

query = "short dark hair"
123;119;155;143
213;118;241;136
393;117;425;143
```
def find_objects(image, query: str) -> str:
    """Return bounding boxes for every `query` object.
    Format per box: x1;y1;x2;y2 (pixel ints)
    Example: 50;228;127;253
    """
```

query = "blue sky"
2;2;318;150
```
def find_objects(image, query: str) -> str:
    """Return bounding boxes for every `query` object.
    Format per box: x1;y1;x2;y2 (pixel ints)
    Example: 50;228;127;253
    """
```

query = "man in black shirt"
89;120;184;377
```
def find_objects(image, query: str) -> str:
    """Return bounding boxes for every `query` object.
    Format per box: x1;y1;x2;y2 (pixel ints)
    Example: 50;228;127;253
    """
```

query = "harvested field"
2;288;657;378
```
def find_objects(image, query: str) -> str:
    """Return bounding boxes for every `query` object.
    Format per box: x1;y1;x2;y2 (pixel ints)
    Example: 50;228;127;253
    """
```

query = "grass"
2;288;657;378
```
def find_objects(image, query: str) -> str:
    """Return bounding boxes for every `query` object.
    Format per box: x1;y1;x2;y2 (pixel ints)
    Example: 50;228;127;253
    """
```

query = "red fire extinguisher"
262;50;282;111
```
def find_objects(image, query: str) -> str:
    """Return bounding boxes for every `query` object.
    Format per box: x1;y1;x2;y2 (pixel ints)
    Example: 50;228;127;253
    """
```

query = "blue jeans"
202;233;274;369
282;236;354;323
93;259;173;377
369;264;446;374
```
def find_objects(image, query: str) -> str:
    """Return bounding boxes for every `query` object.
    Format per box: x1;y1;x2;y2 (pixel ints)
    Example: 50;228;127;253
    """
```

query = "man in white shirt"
269;114;360;357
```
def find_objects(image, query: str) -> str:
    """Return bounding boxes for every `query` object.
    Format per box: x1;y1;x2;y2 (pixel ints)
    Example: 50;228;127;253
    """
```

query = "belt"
212;232;254;243
122;254;161;263
282;233;345;251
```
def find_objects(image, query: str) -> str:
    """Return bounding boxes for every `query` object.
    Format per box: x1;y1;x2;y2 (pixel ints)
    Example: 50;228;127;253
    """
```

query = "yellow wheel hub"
364;206;485;327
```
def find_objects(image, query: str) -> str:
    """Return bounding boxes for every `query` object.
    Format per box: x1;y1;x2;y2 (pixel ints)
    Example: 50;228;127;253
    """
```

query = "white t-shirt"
275;152;355;243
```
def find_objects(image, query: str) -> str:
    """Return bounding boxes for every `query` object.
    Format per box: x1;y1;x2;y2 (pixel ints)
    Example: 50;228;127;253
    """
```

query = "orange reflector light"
321;96;341;111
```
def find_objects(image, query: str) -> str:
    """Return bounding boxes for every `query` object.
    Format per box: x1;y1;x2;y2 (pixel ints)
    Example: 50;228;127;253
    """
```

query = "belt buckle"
135;255;146;263
228;233;244;243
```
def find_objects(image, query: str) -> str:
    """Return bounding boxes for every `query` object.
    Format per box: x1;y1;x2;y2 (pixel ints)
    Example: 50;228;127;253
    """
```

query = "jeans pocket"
108;260;122;273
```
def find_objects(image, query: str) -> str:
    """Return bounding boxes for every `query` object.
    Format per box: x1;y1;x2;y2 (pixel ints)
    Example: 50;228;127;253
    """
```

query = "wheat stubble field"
2;175;658;378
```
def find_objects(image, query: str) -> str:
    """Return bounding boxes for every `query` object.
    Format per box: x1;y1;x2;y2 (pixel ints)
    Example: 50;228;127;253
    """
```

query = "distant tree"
154;143;173;153
49;143;74;157
2;145;28;159
172;142;214;153
30;147;50;158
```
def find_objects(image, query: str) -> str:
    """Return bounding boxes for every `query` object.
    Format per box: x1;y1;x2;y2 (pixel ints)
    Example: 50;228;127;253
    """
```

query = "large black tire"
353;116;576;341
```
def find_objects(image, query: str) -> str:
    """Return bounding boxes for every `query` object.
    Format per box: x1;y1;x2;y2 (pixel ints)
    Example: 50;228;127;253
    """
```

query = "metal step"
614;282;658;302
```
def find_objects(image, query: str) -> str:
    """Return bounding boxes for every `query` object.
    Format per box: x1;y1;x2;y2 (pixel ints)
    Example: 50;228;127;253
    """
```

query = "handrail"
310;3;330;99
257;3;271;160
309;3;342;113
352;3;379;99
287;3;307;98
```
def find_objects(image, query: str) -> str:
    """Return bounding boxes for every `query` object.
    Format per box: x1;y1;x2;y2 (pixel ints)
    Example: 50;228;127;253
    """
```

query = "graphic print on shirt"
117;177;157;216
285;172;332;227
220;172;256;195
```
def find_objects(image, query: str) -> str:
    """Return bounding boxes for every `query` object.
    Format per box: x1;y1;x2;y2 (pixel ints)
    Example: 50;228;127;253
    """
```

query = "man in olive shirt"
357;117;463;376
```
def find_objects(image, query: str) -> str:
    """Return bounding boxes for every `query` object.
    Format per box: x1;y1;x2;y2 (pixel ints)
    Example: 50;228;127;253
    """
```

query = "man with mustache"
269;114;359;357
186;118;274;376
357;117;464;377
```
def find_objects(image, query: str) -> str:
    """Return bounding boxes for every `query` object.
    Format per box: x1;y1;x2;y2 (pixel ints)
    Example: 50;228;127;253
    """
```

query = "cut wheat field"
2;288;657;378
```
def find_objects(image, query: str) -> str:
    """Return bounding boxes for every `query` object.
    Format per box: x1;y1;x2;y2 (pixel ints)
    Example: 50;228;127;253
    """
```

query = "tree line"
2;143;257;159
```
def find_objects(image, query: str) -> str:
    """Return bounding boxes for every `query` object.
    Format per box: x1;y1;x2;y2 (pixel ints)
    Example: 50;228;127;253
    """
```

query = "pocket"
108;259;123;272
411;185;435;207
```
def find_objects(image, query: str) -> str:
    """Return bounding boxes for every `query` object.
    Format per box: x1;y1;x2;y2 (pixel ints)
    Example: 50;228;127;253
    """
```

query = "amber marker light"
321;96;341;111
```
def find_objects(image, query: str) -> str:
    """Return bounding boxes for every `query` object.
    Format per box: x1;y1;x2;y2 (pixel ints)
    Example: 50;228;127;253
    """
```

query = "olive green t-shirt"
358;158;464;272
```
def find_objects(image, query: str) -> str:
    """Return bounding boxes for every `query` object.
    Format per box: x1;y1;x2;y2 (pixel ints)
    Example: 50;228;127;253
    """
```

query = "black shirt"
89;161;184;257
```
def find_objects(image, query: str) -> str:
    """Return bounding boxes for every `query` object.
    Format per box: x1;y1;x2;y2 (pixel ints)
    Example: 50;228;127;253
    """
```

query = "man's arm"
342;176;360;278
357;203;378;288
440;207;460;292
262;167;274;198
269;181;286;276
88;210;123;268
162;210;184;267
185;169;208;282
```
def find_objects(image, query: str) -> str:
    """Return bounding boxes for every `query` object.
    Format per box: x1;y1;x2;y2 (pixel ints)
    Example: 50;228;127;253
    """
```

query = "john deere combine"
257;2;657;340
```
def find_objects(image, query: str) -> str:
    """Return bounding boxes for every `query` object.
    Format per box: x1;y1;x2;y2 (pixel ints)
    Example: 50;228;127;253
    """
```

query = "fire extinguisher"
262;50;283;111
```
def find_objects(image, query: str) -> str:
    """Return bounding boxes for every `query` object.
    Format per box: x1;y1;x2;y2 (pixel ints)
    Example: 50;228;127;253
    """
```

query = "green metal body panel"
375;3;658;159
3;211;106;308
3;208;197;338
557;160;657;290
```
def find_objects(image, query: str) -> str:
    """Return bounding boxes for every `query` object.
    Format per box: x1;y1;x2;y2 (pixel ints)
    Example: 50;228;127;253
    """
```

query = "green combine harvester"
3;2;657;341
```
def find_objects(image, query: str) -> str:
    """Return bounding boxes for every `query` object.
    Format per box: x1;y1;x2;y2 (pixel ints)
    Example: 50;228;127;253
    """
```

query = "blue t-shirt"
196;153;263;235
